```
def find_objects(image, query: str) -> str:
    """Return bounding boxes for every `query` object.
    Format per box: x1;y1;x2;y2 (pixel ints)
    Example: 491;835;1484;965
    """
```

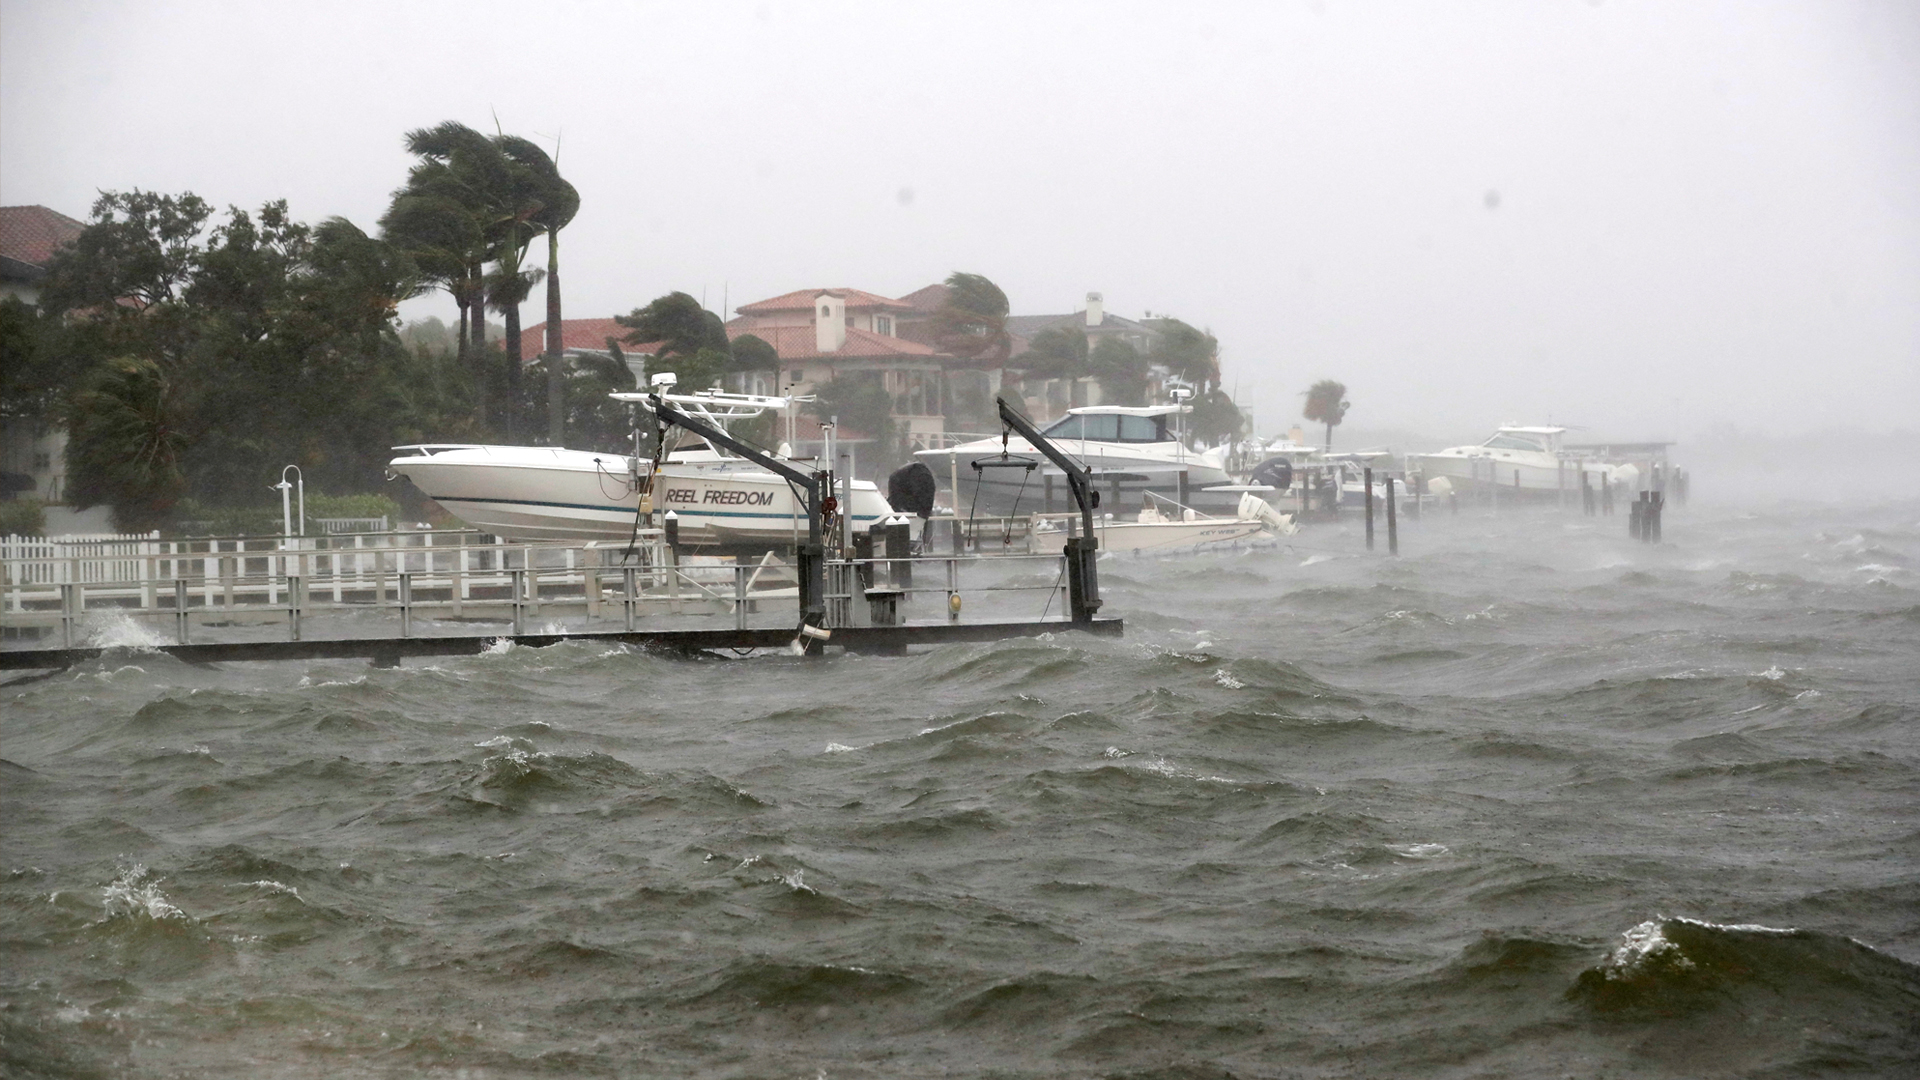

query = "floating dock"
0;617;1124;673
1;526;1122;673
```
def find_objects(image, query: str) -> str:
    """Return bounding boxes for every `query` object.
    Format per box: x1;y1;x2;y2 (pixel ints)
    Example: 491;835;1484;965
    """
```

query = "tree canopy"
29;189;472;529
380;121;579;440
1148;318;1221;389
1088;336;1150;406
1302;379;1350;449
931;271;1011;364
1017;326;1088;381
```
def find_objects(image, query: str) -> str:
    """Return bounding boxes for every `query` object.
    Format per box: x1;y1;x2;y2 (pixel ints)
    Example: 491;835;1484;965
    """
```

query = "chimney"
814;292;847;353
1085;291;1104;328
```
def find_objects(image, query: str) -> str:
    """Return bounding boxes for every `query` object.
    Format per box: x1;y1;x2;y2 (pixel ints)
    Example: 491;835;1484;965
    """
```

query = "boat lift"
989;395;1101;623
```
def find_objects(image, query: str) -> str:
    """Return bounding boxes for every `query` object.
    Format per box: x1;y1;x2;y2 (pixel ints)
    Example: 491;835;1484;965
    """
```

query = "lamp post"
273;465;305;545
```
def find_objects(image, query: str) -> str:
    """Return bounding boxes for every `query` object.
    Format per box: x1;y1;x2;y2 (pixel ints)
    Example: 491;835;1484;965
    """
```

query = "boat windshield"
1043;413;1169;443
1482;434;1545;452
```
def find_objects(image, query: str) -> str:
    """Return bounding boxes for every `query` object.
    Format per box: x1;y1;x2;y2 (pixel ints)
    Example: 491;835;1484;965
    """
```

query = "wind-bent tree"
806;373;899;476
931;272;1011;367
1148;318;1222;390
1191;387;1245;447
387;121;562;438
730;333;780;391
45;189;448;524
63;357;187;532
615;292;734;391
1017;326;1088;381
1088;336;1150;405
1302;379;1350;450
491;135;579;444
379;191;486;364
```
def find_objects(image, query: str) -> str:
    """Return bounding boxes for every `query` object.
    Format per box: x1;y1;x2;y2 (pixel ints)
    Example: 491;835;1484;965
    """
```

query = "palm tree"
932;272;1011;366
493;135;579;445
63;356;187;531
389;122;561;438
1302;379;1350;450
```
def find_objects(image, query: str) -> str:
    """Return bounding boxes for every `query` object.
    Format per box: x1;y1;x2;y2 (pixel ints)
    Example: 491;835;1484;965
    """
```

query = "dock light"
272;465;305;543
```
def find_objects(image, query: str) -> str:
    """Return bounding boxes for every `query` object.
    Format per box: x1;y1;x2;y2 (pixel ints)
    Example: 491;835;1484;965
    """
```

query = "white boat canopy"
608;388;790;424
1065;404;1191;417
1496;425;1568;435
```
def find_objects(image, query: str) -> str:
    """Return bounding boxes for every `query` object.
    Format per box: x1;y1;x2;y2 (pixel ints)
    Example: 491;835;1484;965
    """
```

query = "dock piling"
1364;467;1375;551
1385;475;1398;556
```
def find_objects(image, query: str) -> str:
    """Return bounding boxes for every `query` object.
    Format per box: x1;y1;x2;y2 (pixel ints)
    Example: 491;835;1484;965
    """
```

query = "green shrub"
165;492;402;537
0;498;47;537
305;492;401;522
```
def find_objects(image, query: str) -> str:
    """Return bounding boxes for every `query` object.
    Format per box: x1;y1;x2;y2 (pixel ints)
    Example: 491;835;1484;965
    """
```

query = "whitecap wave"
101;862;187;922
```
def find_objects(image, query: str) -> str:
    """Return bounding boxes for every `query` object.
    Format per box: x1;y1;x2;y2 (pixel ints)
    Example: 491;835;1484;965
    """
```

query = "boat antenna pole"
647;394;826;634
994;395;1100;623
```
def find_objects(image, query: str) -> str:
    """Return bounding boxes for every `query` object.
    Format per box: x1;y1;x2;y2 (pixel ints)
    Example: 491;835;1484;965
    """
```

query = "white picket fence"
1;532;164;586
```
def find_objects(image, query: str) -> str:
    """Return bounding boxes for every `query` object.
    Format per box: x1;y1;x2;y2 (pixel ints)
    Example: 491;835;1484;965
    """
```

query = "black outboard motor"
887;461;939;551
887;461;937;518
1249;456;1294;492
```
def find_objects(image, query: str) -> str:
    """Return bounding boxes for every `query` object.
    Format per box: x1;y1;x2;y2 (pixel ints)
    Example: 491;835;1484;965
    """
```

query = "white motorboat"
920;404;1237;516
388;391;894;547
1411;426;1632;496
1025;492;1294;555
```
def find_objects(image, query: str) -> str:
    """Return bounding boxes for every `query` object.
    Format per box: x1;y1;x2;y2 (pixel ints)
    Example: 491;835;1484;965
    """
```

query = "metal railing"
2;529;1084;649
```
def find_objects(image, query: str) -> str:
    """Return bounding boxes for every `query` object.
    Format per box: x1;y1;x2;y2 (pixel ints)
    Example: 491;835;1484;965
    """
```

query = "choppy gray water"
5;501;1918;1079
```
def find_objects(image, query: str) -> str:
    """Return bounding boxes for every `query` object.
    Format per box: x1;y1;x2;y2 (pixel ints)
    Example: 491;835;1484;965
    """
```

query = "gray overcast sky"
4;0;1916;441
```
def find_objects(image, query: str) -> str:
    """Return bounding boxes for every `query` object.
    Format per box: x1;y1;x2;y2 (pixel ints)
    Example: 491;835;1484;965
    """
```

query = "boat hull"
390;447;891;546
1412;451;1617;496
1028;516;1269;554
920;443;1238;516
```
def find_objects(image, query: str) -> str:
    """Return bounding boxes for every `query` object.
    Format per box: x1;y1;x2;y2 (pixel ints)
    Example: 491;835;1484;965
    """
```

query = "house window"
876;316;893;336
820;305;831;318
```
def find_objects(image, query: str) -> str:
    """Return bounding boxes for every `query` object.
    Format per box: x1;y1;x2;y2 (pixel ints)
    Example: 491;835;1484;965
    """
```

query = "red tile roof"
522;318;661;356
0;205;85;269
734;287;912;316
896;282;949;312
729;324;944;361
521;317;944;363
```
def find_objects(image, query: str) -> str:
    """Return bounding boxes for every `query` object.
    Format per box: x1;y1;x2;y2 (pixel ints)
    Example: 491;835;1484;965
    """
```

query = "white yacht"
918;404;1237;516
388;391;893;547
1412;426;1632;496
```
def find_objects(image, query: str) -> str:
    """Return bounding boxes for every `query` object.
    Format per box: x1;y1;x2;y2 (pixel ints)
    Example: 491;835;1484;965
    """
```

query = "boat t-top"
918;402;1238;516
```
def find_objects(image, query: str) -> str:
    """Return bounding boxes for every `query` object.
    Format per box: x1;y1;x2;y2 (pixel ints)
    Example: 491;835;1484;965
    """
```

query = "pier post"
399;572;412;638
623;566;638;631
511;568;526;635
1629;494;1644;540
1385;475;1398;556
287;575;303;641
60;583;77;648
734;564;749;631
1359;465;1374;549
1177;470;1190;511
1650;492;1664;543
852;530;875;591
175;579;189;644
1364;467;1375;551
946;558;960;624
885;519;912;593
